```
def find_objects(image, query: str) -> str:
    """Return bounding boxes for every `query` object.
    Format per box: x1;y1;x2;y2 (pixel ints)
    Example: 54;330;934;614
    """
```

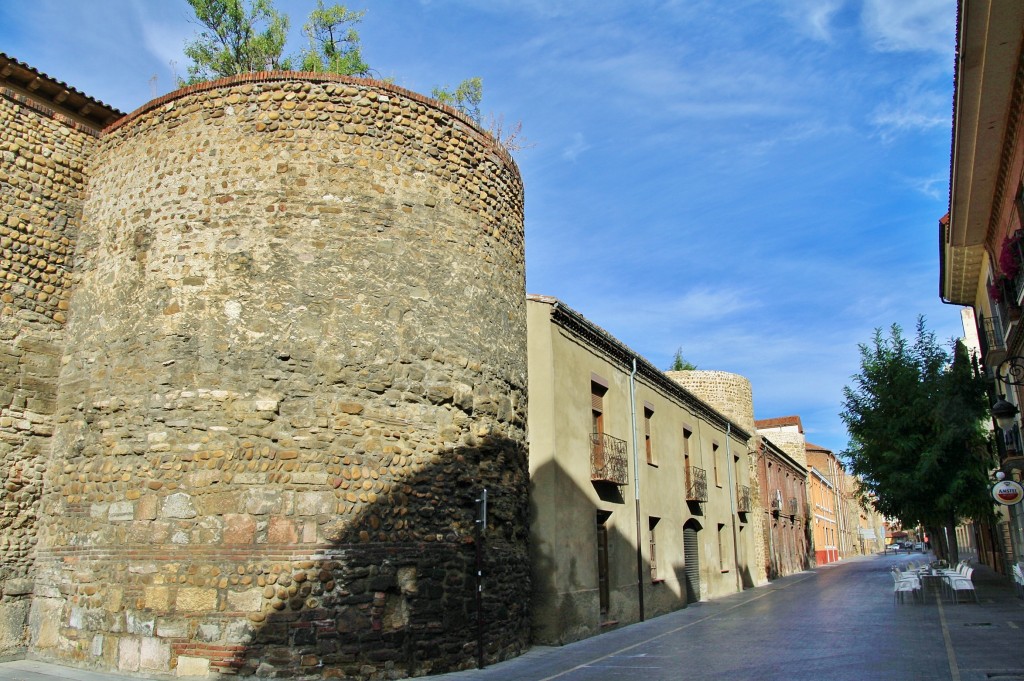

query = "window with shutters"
589;374;627;485
644;403;655;465
649;516;661;582
717;523;728;572
597;511;611;617
712;441;721;487
591;377;607;471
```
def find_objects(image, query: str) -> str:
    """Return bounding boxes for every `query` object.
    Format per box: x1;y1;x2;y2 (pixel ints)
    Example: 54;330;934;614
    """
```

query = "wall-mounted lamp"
992;357;1024;472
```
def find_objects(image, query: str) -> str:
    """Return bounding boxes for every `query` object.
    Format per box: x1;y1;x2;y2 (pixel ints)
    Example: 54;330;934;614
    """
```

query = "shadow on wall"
529;459;691;647
32;433;530;680
228;434;531;678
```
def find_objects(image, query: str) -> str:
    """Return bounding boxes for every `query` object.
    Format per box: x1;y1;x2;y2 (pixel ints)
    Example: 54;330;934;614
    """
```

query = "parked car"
914;542;925;551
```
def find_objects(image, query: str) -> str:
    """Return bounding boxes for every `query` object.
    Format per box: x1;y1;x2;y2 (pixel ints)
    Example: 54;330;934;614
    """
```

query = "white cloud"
861;0;955;54
780;0;846;42
870;83;951;139
904;174;949;201
561;132;590;162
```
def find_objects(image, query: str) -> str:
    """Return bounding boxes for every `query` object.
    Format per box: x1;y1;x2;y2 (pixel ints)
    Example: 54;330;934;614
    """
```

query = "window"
591;374;608;436
717;523;727;571
712;441;721;487
649;517;660;581
1017;182;1024;225
644;403;655;465
682;427;692;487
597;511;611;617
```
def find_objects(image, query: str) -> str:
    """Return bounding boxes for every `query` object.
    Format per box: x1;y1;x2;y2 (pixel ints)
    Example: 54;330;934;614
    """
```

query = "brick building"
756;436;811;579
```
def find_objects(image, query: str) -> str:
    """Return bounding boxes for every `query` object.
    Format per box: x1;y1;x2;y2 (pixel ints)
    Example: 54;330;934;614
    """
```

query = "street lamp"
992;357;1024;470
992;395;1019;432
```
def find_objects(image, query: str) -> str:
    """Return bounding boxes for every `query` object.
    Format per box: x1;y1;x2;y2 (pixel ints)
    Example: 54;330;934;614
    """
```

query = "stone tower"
27;73;529;678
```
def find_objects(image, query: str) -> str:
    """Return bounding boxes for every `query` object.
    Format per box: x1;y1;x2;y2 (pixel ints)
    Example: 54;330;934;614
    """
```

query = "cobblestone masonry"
666;371;767;586
25;74;529;679
0;87;100;658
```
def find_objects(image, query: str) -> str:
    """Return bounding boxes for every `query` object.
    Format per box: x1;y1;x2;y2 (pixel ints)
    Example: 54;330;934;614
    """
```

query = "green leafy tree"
432;77;483;123
181;0;291;85
668;347;697;371
300;1;371;76
840;319;993;561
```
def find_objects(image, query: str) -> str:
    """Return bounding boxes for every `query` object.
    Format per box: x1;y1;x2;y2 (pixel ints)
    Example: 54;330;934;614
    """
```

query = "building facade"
939;0;1024;573
807;442;847;565
527;296;762;645
756;436;811;579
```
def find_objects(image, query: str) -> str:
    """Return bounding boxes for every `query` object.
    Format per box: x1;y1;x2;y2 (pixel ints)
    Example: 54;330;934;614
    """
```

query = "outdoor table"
918;570;945;602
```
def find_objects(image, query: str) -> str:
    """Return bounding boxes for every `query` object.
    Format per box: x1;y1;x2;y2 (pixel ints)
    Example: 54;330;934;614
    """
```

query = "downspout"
833;458;846;560
763;451;775;579
725;423;742;592
629;357;645;621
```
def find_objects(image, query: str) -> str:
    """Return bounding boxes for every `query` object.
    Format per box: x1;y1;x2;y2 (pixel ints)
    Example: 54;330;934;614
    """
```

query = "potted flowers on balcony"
989;272;1021;320
1000;230;1024;277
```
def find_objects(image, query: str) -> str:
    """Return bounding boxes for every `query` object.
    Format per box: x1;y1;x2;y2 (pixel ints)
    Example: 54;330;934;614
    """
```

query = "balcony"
770;490;782;514
978;313;1006;366
788;497;799;516
685;466;707;502
736;484;751;513
591;432;628;486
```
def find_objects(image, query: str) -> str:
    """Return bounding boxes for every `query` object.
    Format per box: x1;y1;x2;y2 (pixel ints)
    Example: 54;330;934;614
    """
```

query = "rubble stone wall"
29;74;529;679
0;88;98;659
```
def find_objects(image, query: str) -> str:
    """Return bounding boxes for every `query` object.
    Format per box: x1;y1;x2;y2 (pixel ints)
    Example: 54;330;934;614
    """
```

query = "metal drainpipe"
764;452;775;579
832;458;845;560
629;357;645;622
725;423;741;592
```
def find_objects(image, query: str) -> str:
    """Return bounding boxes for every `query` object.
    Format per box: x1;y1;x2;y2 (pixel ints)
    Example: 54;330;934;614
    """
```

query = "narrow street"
423;553;1024;681
2;553;1022;681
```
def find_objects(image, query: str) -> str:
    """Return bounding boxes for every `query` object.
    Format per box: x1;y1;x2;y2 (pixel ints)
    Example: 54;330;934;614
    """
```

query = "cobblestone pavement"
3;552;1023;681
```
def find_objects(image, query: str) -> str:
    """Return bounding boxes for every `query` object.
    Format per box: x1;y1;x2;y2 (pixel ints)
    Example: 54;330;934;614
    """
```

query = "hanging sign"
991;479;1024;506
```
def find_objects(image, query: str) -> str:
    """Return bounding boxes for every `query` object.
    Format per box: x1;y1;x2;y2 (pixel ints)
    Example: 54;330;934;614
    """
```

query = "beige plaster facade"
527;296;760;646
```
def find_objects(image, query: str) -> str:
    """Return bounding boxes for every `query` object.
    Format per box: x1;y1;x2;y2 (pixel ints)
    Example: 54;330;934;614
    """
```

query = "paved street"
2;553;1023;681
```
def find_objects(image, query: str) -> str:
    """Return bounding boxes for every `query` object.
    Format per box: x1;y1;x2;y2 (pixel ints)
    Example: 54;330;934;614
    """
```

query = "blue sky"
0;0;962;455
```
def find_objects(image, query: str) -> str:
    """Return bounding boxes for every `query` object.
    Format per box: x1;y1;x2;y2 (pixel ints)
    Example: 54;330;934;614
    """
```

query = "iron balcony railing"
736;484;751;513
978;313;1006;361
685;466;708;502
591;432;628;486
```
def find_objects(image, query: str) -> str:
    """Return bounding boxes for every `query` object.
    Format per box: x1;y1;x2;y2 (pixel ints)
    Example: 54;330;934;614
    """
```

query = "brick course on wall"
0;87;99;658
25;74;529;679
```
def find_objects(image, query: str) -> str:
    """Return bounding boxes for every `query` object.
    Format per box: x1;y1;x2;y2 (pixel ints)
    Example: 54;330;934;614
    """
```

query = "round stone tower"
30;74;528;678
666;370;755;433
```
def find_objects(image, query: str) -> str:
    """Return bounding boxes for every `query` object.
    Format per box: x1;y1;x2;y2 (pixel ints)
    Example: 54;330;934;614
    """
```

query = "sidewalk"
1;555;1022;681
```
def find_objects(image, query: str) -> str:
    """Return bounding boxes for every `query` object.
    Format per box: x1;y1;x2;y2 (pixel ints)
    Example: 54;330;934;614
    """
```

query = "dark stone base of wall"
30;541;529;680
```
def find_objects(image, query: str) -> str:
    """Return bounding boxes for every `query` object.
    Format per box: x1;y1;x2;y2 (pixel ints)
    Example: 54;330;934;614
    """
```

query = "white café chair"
892;567;920;604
